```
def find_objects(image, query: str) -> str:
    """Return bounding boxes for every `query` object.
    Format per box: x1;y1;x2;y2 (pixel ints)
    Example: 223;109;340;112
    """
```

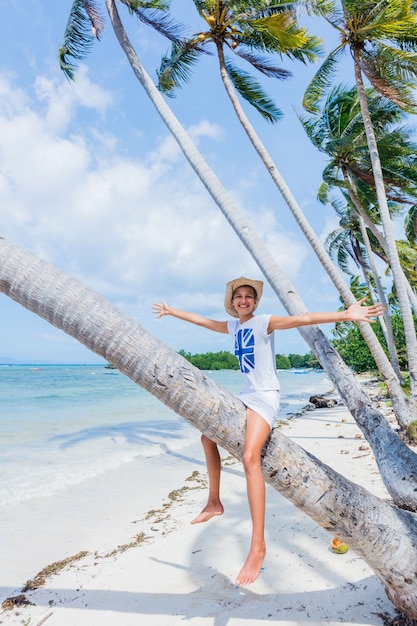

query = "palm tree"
59;0;184;79
157;1;322;119
153;0;417;416
324;199;403;381
301;82;417;274
1;235;417;618
300;83;417;381
332;179;417;317
303;0;417;402
303;85;417;212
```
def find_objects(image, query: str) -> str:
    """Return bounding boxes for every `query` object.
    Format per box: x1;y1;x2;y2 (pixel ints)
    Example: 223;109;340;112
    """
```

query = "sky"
0;1;375;364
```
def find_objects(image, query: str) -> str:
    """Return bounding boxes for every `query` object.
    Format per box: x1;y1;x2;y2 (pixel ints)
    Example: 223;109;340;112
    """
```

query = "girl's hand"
152;299;170;318
347;297;385;323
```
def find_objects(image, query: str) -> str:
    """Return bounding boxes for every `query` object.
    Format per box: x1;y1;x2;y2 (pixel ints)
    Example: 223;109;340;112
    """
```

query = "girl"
153;276;383;587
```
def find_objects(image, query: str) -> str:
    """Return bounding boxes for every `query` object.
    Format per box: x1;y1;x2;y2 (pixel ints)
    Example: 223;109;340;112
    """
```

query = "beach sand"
0;379;403;626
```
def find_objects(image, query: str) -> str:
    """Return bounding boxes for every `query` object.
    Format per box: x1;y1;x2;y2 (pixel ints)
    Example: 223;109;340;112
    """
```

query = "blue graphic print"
235;328;255;373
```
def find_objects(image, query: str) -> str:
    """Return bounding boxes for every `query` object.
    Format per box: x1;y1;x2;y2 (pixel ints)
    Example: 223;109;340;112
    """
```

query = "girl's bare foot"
235;545;266;586
190;503;224;524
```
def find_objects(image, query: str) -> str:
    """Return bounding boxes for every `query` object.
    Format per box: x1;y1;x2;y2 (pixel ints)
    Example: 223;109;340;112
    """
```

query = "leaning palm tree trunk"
344;172;417;316
1;235;417;618
103;0;417;507
357;240;390;347
357;214;403;383
406;279;417;315
213;42;412;422
339;174;403;382
353;55;417;403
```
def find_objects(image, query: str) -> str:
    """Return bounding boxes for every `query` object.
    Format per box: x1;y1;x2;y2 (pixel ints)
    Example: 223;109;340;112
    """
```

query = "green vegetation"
178;349;320;371
407;420;417;444
178;350;239;370
275;354;291;369
332;312;411;373
286;352;321;369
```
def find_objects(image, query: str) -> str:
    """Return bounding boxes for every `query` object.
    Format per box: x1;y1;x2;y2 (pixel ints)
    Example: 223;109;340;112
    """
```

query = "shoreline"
0;376;400;626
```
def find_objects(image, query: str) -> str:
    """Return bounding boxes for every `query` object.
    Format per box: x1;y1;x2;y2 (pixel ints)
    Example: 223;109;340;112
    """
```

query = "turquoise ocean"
0;364;332;512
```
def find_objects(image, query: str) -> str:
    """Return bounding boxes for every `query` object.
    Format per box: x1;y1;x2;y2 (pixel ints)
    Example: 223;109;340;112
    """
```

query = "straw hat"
224;277;264;318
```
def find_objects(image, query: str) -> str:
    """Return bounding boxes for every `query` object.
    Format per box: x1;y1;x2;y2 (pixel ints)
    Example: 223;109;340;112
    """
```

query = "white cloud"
148;119;223;167
34;65;113;133
188;120;224;142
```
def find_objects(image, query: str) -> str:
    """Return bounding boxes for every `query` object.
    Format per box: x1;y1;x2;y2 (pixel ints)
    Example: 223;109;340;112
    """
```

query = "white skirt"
236;390;280;430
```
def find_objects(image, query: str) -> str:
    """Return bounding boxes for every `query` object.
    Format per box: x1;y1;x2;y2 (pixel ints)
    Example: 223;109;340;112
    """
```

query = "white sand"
0;393;399;626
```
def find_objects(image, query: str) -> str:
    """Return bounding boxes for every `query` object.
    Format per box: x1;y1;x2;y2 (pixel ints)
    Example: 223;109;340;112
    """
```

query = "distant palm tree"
302;84;417;292
303;0;417;401
59;0;182;80
302;85;417;210
157;0;322;120
324;197;403;380
300;83;417;380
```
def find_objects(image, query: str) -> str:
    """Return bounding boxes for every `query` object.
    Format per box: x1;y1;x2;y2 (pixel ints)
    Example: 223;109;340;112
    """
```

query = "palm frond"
361;1;417;43
396;240;417;283
131;6;188;44
302;46;346;113
83;0;104;38
193;0;217;12
322;162;345;189
301;0;336;18
225;59;282;123
126;0;169;10
325;85;403;152
332;193;352;219
233;49;290;79
405;205;417;244
246;12;324;63
325;228;357;274
59;0;104;81
298;114;324;150
157;41;202;96
317;180;330;204
368;42;417;79
359;48;417;111
230;0;291;21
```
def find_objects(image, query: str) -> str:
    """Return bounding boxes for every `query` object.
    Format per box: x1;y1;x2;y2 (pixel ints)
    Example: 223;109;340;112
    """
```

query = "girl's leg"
236;408;270;586
191;434;224;524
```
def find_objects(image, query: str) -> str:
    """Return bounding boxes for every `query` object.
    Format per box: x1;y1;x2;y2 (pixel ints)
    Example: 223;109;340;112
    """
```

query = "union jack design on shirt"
235;328;255;374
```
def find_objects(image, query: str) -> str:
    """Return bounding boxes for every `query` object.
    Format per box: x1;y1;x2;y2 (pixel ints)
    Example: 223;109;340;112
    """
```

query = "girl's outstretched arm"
268;297;385;332
152;300;229;334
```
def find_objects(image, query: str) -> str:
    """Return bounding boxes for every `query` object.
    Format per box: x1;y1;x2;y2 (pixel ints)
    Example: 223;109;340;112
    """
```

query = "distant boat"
104;363;117;370
292;369;310;374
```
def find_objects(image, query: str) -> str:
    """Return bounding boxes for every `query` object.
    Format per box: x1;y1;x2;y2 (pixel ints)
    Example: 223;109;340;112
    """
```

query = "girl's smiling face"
232;286;257;319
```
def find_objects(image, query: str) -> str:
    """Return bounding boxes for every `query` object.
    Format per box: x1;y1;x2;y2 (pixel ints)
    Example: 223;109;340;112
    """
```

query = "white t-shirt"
227;314;280;393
